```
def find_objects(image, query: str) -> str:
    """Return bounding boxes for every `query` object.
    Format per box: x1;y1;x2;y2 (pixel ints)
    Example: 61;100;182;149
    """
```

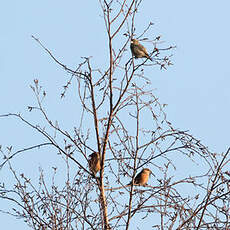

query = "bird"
130;168;152;186
88;152;101;177
130;39;152;61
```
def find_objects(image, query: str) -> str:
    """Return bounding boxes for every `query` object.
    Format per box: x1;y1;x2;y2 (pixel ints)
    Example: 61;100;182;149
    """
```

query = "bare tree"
1;0;230;229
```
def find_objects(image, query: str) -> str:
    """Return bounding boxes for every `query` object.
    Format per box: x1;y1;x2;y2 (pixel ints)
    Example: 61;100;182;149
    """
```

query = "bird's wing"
139;44;152;60
134;172;142;184
130;43;135;52
138;44;148;54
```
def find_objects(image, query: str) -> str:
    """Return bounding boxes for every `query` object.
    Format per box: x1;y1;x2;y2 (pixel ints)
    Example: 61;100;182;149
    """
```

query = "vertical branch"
126;87;140;230
100;2;114;229
87;60;110;227
87;60;101;153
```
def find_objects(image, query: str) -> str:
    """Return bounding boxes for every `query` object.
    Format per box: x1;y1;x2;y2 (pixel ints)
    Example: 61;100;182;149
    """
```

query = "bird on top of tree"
130;38;152;61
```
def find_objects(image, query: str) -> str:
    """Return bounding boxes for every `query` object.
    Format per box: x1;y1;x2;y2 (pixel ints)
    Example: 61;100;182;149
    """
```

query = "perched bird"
88;152;101;177
130;39;152;61
131;168;152;186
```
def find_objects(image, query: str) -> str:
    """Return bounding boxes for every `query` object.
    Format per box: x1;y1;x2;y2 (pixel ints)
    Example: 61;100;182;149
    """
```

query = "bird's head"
89;152;99;159
142;168;152;175
131;38;139;45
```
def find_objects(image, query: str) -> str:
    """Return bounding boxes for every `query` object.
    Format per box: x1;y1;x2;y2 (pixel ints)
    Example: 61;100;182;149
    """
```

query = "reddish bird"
130;168;152;186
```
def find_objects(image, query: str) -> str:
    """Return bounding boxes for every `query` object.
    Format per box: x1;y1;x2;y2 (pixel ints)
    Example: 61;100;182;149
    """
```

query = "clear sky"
1;0;230;229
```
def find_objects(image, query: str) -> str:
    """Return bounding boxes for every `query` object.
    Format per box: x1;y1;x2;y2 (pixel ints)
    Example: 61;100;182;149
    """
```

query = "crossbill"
88;152;101;177
132;168;152;186
130;39;152;61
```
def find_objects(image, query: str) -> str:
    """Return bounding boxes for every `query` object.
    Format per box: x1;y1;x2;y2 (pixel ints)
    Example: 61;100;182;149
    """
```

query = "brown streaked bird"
132;168;152;186
88;152;101;176
130;39;152;61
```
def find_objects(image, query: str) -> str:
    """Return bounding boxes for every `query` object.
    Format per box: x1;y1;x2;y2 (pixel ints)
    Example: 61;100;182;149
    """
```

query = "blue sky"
1;0;230;229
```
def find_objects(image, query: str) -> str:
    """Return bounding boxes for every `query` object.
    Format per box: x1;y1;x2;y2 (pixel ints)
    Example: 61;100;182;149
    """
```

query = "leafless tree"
1;1;230;229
